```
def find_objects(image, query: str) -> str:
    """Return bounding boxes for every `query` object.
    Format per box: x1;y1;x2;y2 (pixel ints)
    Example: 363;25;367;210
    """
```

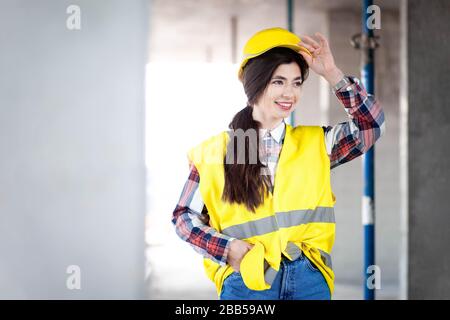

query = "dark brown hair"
222;47;309;212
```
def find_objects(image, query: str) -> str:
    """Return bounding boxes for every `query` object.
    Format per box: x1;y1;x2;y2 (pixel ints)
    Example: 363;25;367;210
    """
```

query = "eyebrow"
271;75;302;81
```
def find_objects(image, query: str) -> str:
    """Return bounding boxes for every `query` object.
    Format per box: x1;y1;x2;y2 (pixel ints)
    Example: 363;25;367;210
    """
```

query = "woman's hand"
227;239;254;273
298;32;344;86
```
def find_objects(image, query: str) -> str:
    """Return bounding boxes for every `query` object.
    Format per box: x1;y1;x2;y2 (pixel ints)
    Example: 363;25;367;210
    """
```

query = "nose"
282;85;294;99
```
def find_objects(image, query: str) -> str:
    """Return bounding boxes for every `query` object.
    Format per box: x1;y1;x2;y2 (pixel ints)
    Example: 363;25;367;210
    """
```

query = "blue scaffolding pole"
361;0;376;300
351;0;379;300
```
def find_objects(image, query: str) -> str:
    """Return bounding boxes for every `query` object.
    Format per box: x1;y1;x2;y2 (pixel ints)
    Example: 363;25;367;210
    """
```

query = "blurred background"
0;0;449;299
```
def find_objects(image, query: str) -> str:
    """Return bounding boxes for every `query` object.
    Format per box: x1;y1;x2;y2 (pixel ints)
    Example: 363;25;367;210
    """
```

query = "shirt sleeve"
171;164;235;266
323;76;385;170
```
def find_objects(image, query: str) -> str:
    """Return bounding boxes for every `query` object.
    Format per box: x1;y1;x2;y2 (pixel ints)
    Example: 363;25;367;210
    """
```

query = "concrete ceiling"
148;0;399;63
299;0;400;12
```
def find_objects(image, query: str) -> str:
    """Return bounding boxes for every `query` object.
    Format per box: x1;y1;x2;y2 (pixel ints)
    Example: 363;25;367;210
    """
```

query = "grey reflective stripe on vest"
285;241;303;260
222;207;335;239
318;249;333;269
285;241;333;270
276;207;335;228
222;215;279;239
263;260;279;286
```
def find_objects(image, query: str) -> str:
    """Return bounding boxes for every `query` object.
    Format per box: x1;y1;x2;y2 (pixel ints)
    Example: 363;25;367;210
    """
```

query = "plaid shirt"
172;76;385;266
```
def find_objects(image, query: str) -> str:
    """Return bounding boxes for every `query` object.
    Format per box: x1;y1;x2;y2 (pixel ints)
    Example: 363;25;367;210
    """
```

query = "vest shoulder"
187;131;228;165
290;125;325;139
194;131;228;149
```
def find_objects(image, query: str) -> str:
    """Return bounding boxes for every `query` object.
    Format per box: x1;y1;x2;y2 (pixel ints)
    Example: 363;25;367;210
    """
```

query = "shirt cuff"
332;76;350;92
220;237;236;266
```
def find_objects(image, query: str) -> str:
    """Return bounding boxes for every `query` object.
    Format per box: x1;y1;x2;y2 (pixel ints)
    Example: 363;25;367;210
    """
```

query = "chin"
278;109;293;118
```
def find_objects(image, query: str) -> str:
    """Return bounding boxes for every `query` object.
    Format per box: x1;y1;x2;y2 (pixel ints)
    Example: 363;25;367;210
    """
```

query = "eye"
293;81;302;87
272;80;284;85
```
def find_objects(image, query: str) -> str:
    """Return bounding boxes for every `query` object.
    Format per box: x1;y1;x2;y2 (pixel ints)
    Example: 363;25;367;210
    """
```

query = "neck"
252;107;283;130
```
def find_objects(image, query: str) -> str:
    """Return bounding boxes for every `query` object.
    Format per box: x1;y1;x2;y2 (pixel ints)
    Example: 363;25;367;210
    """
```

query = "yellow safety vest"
188;125;336;297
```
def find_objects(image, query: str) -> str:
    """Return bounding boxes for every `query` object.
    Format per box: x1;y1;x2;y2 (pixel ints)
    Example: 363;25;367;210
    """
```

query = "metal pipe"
361;0;376;300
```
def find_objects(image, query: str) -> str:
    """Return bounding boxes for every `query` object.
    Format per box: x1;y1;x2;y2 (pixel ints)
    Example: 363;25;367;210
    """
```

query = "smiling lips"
275;101;294;111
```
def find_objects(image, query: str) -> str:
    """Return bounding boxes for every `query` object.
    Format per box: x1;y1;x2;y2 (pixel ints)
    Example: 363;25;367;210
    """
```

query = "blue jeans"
220;253;331;300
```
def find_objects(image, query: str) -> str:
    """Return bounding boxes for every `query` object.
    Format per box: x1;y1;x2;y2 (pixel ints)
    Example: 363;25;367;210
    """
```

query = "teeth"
276;102;292;108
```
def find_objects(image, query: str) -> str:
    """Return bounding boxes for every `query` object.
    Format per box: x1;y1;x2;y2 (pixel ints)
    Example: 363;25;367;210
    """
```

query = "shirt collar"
259;120;286;144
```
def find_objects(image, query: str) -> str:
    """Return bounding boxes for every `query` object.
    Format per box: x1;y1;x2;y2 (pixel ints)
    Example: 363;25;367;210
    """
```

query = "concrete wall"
0;0;148;298
404;0;450;299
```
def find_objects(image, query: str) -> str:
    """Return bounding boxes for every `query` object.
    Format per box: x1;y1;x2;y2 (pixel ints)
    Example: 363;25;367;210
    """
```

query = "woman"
172;27;385;300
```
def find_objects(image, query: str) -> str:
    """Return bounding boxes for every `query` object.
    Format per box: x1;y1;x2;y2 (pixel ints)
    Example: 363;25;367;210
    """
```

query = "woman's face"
254;62;303;125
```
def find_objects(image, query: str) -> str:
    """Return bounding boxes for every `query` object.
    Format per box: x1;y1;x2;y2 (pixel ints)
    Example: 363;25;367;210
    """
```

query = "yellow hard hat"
238;27;311;81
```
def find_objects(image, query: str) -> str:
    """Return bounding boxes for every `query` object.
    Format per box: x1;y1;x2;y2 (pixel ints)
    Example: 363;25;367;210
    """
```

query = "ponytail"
222;105;271;213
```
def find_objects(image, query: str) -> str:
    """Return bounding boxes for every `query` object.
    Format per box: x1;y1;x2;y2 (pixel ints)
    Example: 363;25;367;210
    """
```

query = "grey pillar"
401;0;450;299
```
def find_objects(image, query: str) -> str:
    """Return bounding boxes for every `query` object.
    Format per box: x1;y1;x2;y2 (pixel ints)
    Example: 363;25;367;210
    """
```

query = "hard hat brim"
238;44;311;81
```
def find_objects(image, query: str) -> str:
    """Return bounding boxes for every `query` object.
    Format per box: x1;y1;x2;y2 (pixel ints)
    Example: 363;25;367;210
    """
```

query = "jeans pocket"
221;272;248;300
304;256;320;272
223;272;241;286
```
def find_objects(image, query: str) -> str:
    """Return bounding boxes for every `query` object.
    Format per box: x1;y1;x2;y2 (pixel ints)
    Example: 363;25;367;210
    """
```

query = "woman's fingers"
300;42;315;53
302;35;321;49
315;32;329;49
